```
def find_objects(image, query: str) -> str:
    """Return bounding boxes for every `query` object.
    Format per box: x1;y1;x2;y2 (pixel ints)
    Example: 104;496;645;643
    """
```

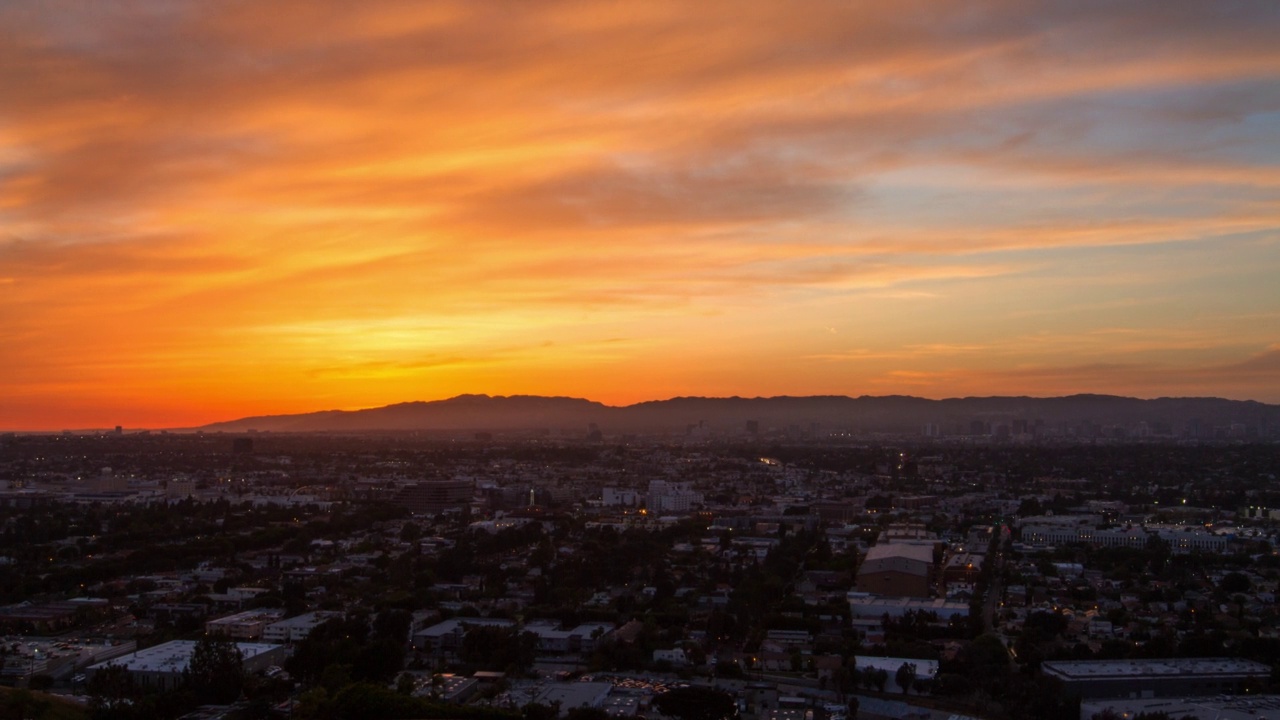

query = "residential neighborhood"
1;428;1278;720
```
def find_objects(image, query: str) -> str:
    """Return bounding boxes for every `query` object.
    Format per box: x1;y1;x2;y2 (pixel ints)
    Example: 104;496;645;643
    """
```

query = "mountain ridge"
194;393;1280;435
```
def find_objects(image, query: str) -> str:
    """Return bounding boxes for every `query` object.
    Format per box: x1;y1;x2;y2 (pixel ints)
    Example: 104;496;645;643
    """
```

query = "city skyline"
3;1;1279;430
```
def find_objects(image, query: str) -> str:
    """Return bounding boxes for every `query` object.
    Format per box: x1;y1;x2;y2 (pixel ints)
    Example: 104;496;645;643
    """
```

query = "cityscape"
3;2;1279;720
1;410;1279;720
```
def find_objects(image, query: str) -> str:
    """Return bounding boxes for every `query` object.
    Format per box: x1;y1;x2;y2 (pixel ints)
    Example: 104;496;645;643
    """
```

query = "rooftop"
863;543;934;564
1042;658;1271;680
89;640;282;674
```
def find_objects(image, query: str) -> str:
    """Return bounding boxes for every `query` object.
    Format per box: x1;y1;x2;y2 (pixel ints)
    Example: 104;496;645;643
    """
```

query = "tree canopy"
187;633;244;704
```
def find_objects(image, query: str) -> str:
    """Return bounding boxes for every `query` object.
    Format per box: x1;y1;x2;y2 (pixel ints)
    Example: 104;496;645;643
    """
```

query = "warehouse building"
86;640;287;692
1042;658;1270;700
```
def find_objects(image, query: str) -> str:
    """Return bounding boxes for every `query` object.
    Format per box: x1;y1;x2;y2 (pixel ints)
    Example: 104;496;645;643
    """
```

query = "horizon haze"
3;2;1279;430
12;392;1279;436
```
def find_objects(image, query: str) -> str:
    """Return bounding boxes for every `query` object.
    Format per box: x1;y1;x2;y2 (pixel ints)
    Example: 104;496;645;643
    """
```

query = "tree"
0;689;51;720
653;687;738;720
400;521;422;543
373;609;412;644
565;708;610;720
859;668;875;691
1220;572;1251;595
834;656;857;699
894;662;916;695
460;626;538;673
522;702;562;720
87;663;140;720
871;668;888;693
87;664;131;697
329;683;423;720
292;687;331;720
187;633;245;704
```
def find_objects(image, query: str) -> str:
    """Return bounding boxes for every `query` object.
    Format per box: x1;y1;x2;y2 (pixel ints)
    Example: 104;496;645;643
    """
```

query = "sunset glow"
3;1;1279;429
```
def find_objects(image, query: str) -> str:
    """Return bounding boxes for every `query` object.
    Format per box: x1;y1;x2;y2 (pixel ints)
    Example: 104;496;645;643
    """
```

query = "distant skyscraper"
396;478;474;515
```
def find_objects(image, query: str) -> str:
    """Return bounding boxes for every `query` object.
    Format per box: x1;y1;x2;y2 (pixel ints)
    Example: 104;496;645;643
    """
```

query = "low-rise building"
86;640;287;692
523;621;614;655
856;543;934;597
847;593;969;620
261;611;342;644
204;609;285;640
412;617;516;655
1042;658;1271;700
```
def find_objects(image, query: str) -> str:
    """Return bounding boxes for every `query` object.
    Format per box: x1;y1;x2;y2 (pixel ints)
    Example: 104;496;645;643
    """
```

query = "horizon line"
6;390;1277;434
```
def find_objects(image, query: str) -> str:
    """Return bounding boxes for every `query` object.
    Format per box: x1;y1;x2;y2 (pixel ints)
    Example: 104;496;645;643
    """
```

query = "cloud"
2;0;1279;426
845;344;1280;403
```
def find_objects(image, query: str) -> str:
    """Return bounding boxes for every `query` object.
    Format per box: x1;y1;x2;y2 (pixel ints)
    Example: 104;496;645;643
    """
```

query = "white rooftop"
89;640;281;674
863;543;934;564
1043;658;1271;680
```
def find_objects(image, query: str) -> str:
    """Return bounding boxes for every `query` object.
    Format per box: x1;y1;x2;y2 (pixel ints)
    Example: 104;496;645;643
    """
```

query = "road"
981;538;1006;634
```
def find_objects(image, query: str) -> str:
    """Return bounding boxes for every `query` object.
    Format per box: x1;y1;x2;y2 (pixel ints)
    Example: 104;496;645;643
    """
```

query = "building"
653;648;688;666
261;611;342;644
1081;694;1280;720
1041;658;1271;700
847;593;969;620
412;617;516;655
206;586;270;609
166;479;197;499
1153;527;1230;553
942;552;984;588
397;479;475;515
646;480;702;514
412;673;479;703
534;682;613;714
0;600;107;634
856;543;935;597
86;640;287;692
813;502;860;523
1020;523;1228;554
91;471;128;494
523;621;614;655
601;488;640;507
1021;523;1148;550
855;655;939;685
204;609;284;640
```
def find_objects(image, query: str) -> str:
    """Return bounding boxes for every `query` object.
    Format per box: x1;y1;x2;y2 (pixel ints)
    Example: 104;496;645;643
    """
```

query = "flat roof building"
412;617;516;655
261;611;342;644
856;543;935;598
86;640;286;692
534;682;613;713
847;592;968;620
204;609;284;640
523;621;615;655
1081;694;1280;720
397;479;475;515
1042;658;1271;700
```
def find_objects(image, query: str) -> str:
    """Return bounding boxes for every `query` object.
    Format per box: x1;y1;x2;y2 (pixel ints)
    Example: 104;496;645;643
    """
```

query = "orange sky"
2;1;1279;429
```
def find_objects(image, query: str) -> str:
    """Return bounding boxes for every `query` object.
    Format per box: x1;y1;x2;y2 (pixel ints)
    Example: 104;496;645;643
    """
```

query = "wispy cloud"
2;0;1278;427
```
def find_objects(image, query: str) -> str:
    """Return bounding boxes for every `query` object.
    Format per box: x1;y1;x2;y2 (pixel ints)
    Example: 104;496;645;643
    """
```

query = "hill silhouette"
196;393;1280;435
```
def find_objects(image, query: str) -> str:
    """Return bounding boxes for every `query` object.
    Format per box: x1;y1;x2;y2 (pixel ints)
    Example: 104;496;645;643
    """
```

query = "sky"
2;1;1279;429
